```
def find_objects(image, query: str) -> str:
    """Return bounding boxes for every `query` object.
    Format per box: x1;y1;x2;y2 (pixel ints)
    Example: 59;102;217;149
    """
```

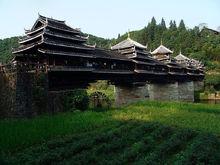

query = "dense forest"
0;17;220;91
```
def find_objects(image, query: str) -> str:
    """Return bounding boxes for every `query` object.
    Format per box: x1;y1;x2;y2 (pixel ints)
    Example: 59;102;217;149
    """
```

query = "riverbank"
200;91;220;100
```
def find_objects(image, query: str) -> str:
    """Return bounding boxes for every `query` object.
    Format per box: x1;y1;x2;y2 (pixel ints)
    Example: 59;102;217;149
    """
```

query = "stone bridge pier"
114;81;204;106
15;72;34;117
15;72;49;117
114;85;149;106
194;81;204;92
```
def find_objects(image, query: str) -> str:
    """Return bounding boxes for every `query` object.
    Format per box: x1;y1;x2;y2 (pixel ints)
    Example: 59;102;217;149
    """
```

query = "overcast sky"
0;0;219;39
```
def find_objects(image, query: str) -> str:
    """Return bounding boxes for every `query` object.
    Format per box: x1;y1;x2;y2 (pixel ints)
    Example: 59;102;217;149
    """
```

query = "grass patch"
0;100;220;164
113;101;220;134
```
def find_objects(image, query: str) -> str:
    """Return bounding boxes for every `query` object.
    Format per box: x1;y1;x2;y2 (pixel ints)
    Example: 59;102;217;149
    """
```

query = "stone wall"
0;72;16;117
15;72;34;117
148;82;179;101
114;81;198;106
0;71;49;118
194;81;204;91
114;85;149;106
148;81;196;102
178;81;194;102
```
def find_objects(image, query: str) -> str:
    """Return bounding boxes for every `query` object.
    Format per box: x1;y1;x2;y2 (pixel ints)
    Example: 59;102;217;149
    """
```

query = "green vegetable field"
1;101;220;164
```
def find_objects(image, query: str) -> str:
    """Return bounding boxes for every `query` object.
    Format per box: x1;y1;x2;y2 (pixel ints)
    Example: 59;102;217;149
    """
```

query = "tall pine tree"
160;18;166;30
178;19;186;31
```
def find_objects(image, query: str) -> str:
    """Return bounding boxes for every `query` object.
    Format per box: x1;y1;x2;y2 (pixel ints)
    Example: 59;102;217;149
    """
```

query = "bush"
205;74;220;92
89;91;111;111
64;89;89;111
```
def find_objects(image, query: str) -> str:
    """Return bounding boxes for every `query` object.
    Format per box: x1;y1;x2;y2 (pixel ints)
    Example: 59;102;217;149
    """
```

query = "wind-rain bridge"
3;15;204;116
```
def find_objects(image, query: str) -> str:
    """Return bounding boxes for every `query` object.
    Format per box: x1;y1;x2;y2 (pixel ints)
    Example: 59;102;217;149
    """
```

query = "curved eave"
186;67;197;71
167;65;183;69
38;48;130;62
45;31;87;42
75;34;89;40
153;72;168;75
47;24;80;34
96;56;131;62
187;73;203;76
114;44;146;51
25;25;45;35
112;45;135;51
118;49;135;55
93;70;134;74
133;45;147;50
38;49;94;58
132;60;156;66
135;70;167;75
13;41;43;54
31;18;46;31
168;72;187;76
134;69;154;74
43;41;94;51
19;33;43;44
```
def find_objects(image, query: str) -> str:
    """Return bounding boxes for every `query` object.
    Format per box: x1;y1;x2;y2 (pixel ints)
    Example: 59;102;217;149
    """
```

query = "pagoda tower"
111;36;168;82
151;43;187;81
175;52;204;80
13;14;135;88
13;14;95;67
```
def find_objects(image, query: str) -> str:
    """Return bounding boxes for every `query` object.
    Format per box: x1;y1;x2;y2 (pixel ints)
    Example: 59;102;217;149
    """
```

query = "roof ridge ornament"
160;38;163;45
46;17;48;24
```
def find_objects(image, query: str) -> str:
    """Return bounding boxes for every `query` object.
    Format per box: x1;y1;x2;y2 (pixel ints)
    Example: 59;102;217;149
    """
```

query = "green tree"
178;19;186;31
160;18;166;31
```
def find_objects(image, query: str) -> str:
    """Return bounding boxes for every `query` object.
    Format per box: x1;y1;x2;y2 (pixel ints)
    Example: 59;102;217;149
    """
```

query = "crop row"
3;121;220;165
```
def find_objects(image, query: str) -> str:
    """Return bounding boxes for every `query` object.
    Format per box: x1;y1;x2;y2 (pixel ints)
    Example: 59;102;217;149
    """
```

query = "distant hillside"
87;34;111;49
0;37;19;63
0;17;220;91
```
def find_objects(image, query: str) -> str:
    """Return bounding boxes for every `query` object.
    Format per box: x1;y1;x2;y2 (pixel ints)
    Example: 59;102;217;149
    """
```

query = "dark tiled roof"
38;49;95;58
93;48;131;61
43;37;94;50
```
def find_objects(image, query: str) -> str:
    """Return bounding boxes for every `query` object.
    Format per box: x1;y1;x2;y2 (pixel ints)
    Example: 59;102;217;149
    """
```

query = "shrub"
64;89;89;111
89;91;111;111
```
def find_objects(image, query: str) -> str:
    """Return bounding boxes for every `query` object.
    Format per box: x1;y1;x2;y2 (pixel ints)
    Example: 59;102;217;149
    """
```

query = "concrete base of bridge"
194;81;204;92
178;81;195;102
14;72;49;117
148;82;179;101
114;81;202;106
114;85;149;106
15;72;34;117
